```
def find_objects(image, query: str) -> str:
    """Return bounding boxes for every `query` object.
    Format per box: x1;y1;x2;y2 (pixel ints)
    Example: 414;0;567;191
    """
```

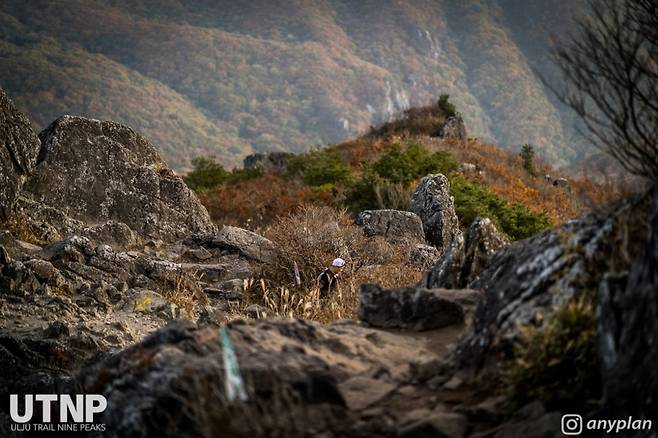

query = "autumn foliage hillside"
191;101;624;240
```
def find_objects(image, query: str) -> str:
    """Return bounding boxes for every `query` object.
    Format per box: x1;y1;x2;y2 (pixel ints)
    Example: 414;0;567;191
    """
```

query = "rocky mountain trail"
72;317;482;437
1;86;656;436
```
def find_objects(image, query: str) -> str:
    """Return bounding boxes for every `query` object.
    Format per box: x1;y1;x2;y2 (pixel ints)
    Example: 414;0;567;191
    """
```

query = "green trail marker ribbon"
220;326;248;402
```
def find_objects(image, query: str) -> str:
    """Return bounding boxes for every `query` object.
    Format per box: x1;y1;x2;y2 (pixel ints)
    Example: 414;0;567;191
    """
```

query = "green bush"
504;296;600;411
497;202;552;241
438;94;457;118
287;149;353;186
184;157;263;193
373;142;458;184
346;169;412;212
345;168;378;213
346;143;457;212
184;157;228;192
450;175;551;240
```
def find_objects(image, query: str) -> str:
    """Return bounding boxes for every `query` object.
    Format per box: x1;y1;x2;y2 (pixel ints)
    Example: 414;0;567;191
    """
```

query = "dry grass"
421;137;631;223
232;205;421;323
159;269;209;315
199;173;336;230
0;211;46;245
198;132;623;231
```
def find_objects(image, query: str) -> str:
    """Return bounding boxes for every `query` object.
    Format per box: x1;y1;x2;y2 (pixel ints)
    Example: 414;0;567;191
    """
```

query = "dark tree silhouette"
552;0;657;180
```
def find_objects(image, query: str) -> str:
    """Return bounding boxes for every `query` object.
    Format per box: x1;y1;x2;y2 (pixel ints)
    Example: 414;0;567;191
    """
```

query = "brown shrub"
236;205;422;323
199;173;335;230
422;137;630;224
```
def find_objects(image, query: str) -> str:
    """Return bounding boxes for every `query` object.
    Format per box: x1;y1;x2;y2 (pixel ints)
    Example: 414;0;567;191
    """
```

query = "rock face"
356;209;425;244
0;89;41;220
74;318;453;438
358;283;465;331
462;217;509;285
208;226;277;263
243;151;290;172
598;187;658;421
411;174;460;250
420;232;465;289
436;115;466;140
408;244;441;270
22;116;215;241
421;217;509;289
457;191;651;368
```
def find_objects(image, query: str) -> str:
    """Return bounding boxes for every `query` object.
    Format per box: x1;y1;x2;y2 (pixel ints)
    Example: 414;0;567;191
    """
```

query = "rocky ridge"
1;87;656;437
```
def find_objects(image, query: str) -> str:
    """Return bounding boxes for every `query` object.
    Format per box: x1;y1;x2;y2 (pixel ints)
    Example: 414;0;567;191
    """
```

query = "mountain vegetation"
1;0;593;170
188;100;624;241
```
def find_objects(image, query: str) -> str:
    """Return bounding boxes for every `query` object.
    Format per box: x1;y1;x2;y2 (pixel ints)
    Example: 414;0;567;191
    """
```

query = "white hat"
332;258;346;267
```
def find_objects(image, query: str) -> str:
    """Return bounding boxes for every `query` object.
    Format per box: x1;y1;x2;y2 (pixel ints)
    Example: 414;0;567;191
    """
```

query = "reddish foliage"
199;173;336;230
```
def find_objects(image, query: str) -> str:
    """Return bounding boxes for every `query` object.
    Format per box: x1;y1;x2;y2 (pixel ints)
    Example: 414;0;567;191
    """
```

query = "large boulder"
421;217;509;289
410;174;460;251
356;209;425;244
22;116;215;241
461;217;510;285
209;226;277;263
0;89;41;220
456;190;651;369
358;283;466;331
74;318;446;437
598;187;658;421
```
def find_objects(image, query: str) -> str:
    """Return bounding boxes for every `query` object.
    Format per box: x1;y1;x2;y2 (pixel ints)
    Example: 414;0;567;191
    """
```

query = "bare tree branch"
550;0;658;180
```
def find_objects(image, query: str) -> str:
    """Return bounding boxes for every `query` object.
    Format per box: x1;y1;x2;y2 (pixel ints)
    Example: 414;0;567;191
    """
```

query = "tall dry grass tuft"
159;269;208;314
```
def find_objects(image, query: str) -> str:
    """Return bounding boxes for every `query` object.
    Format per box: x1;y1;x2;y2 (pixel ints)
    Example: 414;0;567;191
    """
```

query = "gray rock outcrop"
456;190;652;369
22;116;215;241
437;115;466;140
356;209;425;244
408;244;441;270
358;283;466;331
421;217;509;289
411;174;460;251
461;217;510;285
208;226;277;263
0;89;41;220
243;151;290;172
420;232;465;289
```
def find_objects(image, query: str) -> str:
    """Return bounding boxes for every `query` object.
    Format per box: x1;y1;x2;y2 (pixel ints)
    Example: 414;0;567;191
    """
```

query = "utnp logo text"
9;394;107;433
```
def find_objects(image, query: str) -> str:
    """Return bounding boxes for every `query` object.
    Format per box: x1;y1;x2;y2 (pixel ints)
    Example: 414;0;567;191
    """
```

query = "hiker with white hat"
317;257;345;299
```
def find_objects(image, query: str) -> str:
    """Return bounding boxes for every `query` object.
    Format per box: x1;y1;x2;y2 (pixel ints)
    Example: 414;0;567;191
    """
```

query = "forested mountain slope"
0;0;589;169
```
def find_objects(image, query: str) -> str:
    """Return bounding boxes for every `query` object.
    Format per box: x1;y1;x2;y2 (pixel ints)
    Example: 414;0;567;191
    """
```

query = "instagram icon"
562;414;583;435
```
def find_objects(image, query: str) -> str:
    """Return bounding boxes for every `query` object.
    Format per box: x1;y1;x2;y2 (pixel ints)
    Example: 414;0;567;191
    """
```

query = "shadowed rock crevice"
0;89;41;220
421;217;509;289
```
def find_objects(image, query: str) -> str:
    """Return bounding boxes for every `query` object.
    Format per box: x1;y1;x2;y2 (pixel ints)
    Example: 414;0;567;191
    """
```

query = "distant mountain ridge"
0;0;589;170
